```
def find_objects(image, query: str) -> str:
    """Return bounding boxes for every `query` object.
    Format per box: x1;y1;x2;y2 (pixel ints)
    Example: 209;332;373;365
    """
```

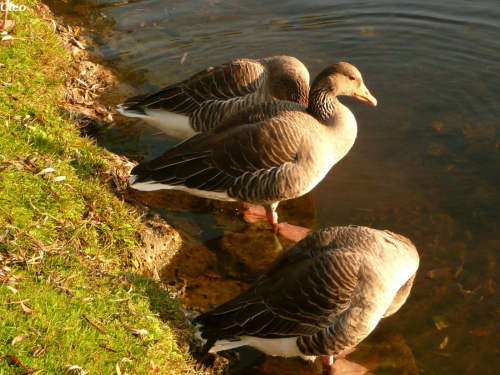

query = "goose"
194;226;420;375
128;62;377;241
117;56;310;139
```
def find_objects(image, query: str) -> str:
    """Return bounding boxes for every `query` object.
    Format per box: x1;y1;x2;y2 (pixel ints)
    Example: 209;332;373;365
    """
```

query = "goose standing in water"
195;226;420;375
117;56;310;139
128;62;377;241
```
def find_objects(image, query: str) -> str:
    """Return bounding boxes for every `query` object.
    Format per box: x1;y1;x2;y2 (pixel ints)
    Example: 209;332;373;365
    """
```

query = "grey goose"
128;62;377;241
195;226;419;375
117;56;310;139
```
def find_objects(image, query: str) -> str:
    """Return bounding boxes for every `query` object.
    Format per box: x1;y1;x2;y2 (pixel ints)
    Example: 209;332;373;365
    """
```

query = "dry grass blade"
117;315;148;336
33;347;46;357
116;357;132;375
99;343;117;353
1;224;47;251
11;334;29;345
83;314;108;335
30;327;42;337
4;298;30;305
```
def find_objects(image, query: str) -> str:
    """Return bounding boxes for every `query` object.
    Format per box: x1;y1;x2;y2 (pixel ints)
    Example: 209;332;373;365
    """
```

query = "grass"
0;1;201;373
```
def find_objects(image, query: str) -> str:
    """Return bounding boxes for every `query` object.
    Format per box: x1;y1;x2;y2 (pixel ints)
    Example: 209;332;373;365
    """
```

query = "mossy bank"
0;1;208;373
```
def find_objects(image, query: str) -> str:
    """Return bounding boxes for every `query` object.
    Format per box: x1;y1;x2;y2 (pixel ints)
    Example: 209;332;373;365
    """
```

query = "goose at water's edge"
128;62;377;241
194;225;420;375
117;56;310;139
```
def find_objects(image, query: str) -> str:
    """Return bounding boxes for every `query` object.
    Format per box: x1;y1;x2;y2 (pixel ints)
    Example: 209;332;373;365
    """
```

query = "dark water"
45;0;500;373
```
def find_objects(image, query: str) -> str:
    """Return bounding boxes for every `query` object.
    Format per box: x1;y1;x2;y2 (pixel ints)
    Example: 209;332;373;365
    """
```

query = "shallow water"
46;0;500;373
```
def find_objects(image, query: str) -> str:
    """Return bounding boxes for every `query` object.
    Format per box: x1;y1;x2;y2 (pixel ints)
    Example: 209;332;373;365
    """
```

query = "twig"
83;314;108;335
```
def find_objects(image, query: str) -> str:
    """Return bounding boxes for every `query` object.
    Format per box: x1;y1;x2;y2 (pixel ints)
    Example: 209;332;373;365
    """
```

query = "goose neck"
307;89;340;125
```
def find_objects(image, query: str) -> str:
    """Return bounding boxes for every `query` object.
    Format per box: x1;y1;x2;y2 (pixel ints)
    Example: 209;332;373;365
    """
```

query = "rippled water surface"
45;0;500;373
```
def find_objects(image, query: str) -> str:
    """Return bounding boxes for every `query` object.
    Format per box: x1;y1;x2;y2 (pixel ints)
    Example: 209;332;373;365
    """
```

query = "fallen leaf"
180;52;187;64
120;319;148;336
1;354;27;368
6;285;17;294
439;336;448;350
52;176;66;182
123;325;148;336
64;364;86;374
71;38;85;50
36;167;55;176
20;301;35;314
58;286;75;297
11;334;29;345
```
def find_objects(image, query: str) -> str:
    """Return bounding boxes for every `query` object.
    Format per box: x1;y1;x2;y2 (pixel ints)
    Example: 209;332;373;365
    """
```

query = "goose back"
117;56;310;138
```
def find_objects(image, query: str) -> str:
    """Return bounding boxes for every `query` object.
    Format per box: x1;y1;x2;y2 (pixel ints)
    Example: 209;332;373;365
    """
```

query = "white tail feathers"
117;105;196;139
194;330;305;358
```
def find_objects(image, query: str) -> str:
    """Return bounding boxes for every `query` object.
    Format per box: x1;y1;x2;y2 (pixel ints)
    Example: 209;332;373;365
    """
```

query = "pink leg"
238;204;269;223
321;356;334;375
265;211;279;234
265;210;309;242
240;203;310;242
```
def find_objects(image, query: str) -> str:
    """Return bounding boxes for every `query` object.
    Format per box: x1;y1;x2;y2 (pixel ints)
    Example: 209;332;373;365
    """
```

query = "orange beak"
353;82;377;106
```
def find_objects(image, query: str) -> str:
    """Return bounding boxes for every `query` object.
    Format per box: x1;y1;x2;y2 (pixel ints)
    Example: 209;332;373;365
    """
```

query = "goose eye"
349;75;356;81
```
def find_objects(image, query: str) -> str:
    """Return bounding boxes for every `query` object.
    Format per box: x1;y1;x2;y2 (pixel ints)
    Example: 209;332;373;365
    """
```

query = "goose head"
266;56;310;106
308;62;377;124
311;62;377;105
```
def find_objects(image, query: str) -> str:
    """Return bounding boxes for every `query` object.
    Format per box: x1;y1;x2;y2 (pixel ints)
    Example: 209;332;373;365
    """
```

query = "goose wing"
130;102;308;195
121;59;266;122
196;228;362;340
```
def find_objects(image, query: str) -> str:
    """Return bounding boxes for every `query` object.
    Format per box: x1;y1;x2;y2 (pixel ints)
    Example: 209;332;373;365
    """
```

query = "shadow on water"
45;0;500;373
